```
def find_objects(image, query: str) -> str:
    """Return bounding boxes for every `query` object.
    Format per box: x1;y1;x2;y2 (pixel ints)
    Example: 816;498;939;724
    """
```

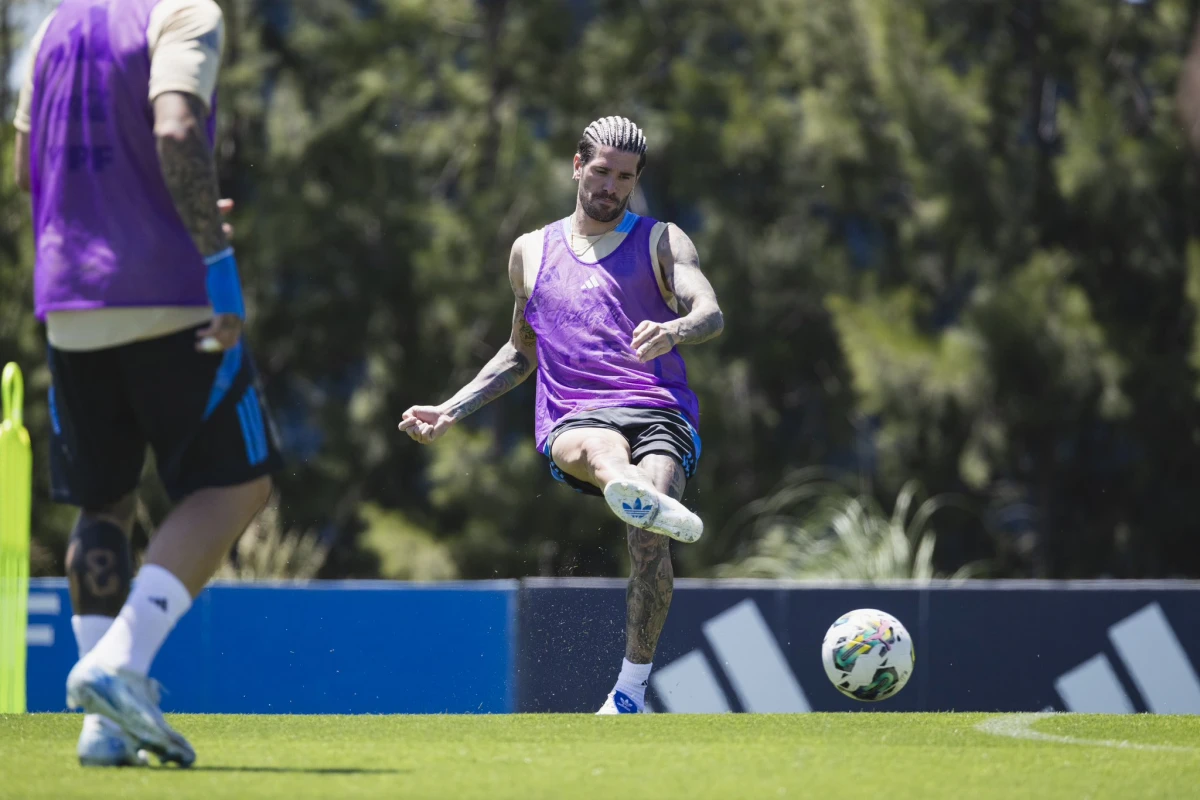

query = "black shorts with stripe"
542;406;701;497
46;324;282;507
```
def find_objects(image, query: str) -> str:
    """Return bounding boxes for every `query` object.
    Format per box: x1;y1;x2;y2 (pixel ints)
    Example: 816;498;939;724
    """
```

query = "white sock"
613;658;653;708
86;564;192;676
72;615;114;659
73;615;116;729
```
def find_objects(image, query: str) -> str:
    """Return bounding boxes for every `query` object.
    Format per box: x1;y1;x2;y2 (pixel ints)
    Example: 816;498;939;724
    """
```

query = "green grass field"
1;713;1198;799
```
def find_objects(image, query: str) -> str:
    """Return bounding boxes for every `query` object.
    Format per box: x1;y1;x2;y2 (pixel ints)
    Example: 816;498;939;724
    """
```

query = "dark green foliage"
2;0;1198;579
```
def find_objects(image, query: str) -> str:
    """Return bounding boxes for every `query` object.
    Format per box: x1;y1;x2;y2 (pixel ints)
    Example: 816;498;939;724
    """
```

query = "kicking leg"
551;428;702;544
599;454;686;715
548;426;640;487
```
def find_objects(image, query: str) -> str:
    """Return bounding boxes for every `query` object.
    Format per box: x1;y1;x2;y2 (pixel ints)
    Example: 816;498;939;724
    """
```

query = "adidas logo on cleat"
613;691;638;713
621;498;653;520
148;597;168;612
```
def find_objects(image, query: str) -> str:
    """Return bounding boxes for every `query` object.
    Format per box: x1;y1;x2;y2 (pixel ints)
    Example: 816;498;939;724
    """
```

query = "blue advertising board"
25;577;1200;714
26;578;517;714
517;578;1200;714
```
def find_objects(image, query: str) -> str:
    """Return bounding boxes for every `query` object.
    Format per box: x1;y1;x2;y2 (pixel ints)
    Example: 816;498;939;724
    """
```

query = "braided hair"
577;116;647;174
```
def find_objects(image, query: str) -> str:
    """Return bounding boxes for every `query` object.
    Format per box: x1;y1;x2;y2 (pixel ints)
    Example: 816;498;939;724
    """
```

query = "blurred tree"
3;0;1200;580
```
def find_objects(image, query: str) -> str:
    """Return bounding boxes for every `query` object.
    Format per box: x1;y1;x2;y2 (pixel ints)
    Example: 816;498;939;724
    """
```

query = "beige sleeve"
146;0;224;112
13;11;58;133
521;230;546;297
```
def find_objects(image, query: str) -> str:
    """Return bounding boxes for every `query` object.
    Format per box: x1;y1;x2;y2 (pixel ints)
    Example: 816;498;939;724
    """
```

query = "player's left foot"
77;713;149;767
603;479;703;543
66;660;195;767
596;689;643;715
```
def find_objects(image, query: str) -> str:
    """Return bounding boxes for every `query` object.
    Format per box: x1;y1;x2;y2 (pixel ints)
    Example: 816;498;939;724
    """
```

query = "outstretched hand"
399;405;456;444
631;320;679;363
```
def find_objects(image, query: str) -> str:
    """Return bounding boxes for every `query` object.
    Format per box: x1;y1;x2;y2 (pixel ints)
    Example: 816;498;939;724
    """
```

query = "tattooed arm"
153;92;227;256
154;91;243;351
399;238;539;444
631;224;724;362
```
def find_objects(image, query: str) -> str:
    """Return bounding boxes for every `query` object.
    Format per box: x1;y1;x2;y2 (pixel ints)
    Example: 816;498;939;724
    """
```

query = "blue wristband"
204;248;246;318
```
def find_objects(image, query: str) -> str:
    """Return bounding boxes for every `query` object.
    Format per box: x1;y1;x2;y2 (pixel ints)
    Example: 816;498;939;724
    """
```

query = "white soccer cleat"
596;689;642;715
77;713;149;767
67;660;195;767
603;479;703;544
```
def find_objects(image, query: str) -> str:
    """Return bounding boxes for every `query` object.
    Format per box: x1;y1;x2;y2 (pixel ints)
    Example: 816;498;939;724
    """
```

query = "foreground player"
14;0;280;765
401;116;723;714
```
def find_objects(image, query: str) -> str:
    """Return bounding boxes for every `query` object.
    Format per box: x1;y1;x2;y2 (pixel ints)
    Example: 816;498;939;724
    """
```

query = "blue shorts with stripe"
46;324;282;507
542;406;701;497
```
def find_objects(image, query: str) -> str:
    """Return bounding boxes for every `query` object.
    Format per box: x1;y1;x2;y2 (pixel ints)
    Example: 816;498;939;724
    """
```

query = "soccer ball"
821;608;914;702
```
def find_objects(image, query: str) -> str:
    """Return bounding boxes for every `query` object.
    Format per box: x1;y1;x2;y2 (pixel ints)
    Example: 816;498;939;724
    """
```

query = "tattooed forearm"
660;223;724;346
625;528;674;663
441;345;533;420
670;305;724;346
154;92;227;256
441;301;537;421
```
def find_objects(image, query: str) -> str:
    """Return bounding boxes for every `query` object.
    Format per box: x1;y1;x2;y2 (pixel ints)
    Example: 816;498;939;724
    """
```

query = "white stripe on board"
1054;654;1134;714
651;651;731;714
1109;603;1200;715
703;599;810;713
27;593;61;615
26;624;54;646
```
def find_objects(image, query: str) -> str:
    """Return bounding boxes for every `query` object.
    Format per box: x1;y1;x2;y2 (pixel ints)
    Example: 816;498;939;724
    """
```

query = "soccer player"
13;0;280;766
400;116;724;714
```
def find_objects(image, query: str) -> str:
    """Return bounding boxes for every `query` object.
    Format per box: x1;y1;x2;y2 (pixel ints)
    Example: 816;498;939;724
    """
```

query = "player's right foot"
596;690;643;715
66;660;195;767
77;714;149;767
603;479;703;543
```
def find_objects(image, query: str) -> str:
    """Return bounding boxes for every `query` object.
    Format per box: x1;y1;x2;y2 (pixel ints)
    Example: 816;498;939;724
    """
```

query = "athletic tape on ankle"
203;248;246;318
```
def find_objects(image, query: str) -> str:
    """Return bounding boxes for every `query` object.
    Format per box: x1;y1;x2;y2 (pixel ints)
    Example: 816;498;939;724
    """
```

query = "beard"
580;187;630;223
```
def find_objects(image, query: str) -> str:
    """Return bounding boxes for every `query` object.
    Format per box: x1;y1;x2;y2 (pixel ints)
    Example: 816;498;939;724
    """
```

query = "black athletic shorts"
46;324;282;507
542;407;702;496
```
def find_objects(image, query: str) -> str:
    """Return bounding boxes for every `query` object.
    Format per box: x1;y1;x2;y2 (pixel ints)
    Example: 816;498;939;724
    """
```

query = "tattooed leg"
67;494;136;618
624;454;686;663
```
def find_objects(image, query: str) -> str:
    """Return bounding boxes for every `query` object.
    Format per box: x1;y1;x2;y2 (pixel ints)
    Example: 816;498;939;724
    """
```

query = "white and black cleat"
603;479;703;544
77;714;149;767
67;660;195;767
596;690;643;715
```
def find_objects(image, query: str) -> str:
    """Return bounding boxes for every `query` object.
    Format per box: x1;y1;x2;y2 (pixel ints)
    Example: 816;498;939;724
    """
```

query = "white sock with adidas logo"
86;564;192;677
612;658;653;710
